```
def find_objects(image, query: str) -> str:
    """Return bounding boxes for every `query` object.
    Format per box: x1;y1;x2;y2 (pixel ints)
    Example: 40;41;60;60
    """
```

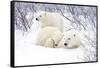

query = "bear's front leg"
44;38;55;48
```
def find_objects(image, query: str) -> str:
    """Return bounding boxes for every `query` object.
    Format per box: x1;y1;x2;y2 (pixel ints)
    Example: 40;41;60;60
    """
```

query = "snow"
15;19;84;66
14;2;97;66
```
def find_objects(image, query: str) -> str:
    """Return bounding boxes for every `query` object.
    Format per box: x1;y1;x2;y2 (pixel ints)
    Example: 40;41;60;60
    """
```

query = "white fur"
36;27;63;48
57;31;80;49
36;11;64;32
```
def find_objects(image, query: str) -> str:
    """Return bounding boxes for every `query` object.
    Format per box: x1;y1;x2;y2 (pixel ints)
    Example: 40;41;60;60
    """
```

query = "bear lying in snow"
57;31;80;49
36;11;64;32
36;26;80;48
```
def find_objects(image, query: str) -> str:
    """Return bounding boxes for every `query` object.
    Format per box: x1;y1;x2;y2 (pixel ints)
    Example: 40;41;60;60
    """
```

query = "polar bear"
36;11;64;32
36;27;63;48
56;31;80;49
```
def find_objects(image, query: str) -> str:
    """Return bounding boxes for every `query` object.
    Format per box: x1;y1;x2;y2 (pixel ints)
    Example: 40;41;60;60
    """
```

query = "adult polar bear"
36;11;64;32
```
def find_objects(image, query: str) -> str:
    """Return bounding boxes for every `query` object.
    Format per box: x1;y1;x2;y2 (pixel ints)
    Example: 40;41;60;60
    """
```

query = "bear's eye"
73;34;76;37
68;38;71;40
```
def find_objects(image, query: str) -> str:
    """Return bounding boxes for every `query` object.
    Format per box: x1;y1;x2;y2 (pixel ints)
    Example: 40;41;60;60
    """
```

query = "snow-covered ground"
15;18;84;66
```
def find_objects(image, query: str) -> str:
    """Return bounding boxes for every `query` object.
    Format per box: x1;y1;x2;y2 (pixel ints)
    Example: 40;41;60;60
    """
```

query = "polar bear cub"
36;27;63;48
36;11;64;32
57;31;80;49
36;27;80;48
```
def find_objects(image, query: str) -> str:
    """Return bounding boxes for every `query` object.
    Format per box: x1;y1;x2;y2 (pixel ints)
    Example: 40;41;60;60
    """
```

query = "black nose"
64;43;68;46
55;44;58;46
36;18;38;21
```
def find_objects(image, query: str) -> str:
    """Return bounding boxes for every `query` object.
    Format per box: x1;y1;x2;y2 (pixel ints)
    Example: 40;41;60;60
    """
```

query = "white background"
0;0;99;68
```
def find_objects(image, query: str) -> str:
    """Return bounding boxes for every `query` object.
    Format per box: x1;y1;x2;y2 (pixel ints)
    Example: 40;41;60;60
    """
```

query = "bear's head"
56;31;80;49
64;31;80;49
36;12;49;23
